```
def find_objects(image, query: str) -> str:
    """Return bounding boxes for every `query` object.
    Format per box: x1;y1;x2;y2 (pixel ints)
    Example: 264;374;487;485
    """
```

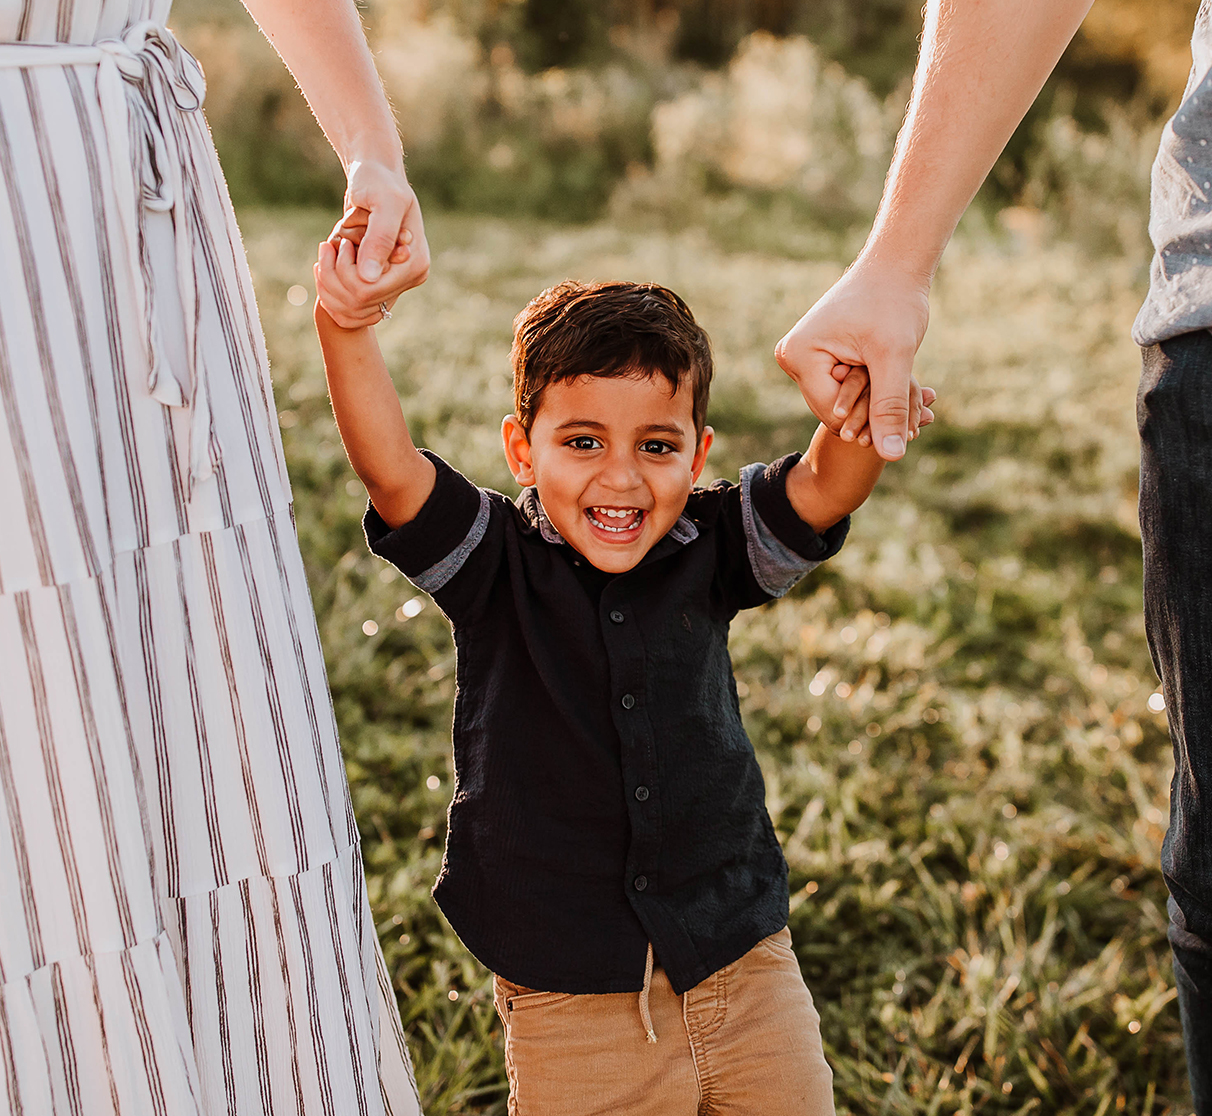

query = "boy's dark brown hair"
511;280;714;436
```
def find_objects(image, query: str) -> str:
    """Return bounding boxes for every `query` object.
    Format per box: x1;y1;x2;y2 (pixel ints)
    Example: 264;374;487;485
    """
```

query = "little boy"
314;242;932;1115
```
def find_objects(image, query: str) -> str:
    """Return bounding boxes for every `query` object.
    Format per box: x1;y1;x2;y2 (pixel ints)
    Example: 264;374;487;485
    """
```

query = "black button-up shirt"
365;450;847;995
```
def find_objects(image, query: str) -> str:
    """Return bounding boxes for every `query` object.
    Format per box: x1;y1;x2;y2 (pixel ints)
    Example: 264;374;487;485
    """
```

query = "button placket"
603;587;660;915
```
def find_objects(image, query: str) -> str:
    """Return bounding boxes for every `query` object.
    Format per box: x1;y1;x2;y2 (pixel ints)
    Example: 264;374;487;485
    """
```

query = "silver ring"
379;302;392;321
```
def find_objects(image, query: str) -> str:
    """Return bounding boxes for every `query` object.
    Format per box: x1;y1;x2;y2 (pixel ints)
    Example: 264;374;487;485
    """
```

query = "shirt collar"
517;487;700;548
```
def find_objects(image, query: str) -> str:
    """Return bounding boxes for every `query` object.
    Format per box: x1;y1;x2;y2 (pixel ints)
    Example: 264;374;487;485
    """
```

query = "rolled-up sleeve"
740;454;848;599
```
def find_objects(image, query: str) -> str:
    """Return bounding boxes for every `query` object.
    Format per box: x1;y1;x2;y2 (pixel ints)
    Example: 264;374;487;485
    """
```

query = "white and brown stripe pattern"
0;3;421;1114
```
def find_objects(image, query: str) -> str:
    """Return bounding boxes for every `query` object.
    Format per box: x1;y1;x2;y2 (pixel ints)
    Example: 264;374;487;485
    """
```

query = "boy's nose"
597;452;643;492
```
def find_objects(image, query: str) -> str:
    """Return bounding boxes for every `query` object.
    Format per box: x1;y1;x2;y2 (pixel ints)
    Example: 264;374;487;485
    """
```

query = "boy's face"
502;373;713;573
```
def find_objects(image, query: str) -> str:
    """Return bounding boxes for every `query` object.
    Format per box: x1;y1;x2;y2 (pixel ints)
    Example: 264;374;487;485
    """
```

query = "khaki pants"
492;927;835;1115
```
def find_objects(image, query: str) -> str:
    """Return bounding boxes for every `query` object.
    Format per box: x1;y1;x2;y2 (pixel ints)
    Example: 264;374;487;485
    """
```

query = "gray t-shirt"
1134;1;1212;345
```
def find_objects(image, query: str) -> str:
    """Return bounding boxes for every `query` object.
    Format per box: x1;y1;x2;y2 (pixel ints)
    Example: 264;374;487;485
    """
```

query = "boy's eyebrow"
553;419;689;438
553;419;609;432
638;423;689;438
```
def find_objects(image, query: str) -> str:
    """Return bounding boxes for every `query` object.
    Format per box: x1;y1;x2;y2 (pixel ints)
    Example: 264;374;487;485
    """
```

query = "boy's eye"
567;436;601;451
640;440;675;455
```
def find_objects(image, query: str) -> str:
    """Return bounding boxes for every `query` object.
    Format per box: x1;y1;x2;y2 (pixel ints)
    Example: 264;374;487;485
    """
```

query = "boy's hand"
315;235;401;330
329;205;412;261
829;366;936;447
315;213;420;329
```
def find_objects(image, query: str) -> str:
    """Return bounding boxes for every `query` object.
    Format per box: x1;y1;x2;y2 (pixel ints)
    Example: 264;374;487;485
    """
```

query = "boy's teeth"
588;507;642;532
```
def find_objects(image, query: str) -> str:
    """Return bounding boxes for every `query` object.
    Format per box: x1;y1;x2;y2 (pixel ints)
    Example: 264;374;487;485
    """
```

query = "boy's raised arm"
786;427;886;536
786;370;934;533
314;238;436;529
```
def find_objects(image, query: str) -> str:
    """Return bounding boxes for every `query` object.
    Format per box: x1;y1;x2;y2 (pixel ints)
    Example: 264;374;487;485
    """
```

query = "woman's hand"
342;160;430;286
316;233;405;330
319;169;431;329
235;1;431;324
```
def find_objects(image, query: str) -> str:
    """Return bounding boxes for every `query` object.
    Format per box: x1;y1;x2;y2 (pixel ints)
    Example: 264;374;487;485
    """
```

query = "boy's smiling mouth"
586;506;646;535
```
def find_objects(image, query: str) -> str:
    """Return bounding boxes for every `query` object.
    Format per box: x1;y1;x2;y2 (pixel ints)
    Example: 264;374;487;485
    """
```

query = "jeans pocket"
757;925;796;959
494;977;575;1014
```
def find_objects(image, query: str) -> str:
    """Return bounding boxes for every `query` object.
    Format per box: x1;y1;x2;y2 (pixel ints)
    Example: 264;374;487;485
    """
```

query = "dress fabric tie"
0;23;218;494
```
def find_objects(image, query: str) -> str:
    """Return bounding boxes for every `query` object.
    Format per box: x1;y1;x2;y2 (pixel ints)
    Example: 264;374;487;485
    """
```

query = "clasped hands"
317;160;431;329
775;258;936;455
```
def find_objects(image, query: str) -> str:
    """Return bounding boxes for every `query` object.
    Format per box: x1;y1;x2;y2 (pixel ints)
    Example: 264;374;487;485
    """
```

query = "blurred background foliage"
174;0;1194;244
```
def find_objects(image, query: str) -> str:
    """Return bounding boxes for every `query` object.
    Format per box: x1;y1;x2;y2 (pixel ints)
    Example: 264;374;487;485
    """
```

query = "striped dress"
0;2;422;1114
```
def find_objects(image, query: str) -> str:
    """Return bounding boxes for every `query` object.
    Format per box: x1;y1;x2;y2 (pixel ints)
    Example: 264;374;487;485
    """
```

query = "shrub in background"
372;6;662;221
173;0;346;207
1019;104;1160;262
639;32;896;221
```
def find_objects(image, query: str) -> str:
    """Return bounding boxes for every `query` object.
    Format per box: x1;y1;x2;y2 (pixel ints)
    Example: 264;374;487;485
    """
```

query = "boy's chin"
569;539;647;574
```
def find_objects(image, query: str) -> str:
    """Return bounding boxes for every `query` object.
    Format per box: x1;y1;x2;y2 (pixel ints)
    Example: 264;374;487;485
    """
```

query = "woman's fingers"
389;228;414;264
908;377;923;440
355;193;405;282
343;160;431;288
331;205;415;265
315;260;408;329
394;197;429;286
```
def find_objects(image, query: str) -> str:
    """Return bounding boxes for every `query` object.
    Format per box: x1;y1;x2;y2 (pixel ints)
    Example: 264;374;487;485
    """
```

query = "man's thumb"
867;360;913;461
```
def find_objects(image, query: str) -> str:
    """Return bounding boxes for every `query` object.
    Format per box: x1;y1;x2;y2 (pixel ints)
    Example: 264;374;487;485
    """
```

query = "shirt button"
634;785;650;802
621;694;635;710
633;875;648;891
609;610;625;624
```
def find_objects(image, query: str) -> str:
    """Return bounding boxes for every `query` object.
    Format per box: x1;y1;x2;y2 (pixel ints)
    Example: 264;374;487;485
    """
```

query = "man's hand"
775;259;931;461
828;364;937;446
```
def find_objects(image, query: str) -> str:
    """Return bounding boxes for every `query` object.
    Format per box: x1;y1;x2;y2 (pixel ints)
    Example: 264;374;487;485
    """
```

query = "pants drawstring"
638;942;658;1043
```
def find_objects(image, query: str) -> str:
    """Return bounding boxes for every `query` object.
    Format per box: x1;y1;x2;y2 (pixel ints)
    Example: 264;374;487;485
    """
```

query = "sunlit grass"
245;207;1187;1115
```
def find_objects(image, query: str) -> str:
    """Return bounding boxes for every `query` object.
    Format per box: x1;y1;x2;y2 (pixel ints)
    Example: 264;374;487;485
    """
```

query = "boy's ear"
502;415;536;485
690;426;714;482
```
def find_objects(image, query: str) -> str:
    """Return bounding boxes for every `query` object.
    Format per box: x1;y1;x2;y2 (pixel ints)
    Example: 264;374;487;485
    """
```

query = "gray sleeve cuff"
740;461;844;598
409;488;492;592
364;450;494;592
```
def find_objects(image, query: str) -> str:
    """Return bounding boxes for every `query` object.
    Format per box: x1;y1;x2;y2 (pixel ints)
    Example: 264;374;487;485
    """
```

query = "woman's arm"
314;240;436;528
775;0;1095;461
240;0;430;294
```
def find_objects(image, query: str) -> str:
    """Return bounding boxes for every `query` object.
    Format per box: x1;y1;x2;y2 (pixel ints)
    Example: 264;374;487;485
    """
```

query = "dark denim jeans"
1139;333;1212;1111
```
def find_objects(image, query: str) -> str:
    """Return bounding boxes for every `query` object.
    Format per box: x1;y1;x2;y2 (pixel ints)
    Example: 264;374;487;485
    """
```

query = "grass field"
242;207;1189;1115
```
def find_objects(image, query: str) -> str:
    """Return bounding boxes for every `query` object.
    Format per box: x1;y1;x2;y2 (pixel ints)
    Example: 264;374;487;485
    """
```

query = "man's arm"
775;0;1096;461
314;239;436;528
